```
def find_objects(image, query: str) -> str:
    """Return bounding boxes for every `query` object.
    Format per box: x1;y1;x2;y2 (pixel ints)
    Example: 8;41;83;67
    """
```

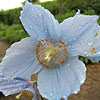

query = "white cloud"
0;0;25;10
0;0;53;10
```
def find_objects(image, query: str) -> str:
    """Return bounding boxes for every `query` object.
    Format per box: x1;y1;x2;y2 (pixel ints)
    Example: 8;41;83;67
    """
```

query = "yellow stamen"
41;39;44;42
58;45;62;48
35;39;68;68
95;32;99;36
47;42;49;45
90;46;96;55
50;41;53;44
56;63;60;66
63;48;67;51
91;48;96;53
44;43;46;45
64;51;68;53
45;39;48;42
63;44;67;48
16;92;22;99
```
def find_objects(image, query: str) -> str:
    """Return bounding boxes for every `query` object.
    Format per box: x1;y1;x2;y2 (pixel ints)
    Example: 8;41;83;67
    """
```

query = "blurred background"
0;0;100;100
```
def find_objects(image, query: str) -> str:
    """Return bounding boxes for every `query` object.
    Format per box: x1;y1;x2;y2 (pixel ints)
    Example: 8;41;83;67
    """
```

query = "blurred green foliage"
0;8;22;25
37;1;59;16
0;0;100;64
55;10;76;23
62;0;100;14
79;56;98;65
29;0;39;2
0;23;29;44
0;58;2;62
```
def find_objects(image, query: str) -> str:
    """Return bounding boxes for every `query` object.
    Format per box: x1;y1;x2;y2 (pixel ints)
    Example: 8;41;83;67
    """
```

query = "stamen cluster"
35;39;68;68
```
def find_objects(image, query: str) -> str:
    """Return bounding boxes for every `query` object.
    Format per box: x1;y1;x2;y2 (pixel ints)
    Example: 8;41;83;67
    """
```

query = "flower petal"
60;10;99;57
37;57;86;100
88;26;100;61
0;76;33;96
0;37;43;79
20;0;61;40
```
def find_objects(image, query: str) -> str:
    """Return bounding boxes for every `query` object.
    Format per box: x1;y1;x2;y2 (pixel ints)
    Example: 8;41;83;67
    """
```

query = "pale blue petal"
0;76;33;96
88;55;100;61
37;57;86;100
0;37;43;79
14;77;39;100
88;26;100;61
60;10;99;57
20;0;61;40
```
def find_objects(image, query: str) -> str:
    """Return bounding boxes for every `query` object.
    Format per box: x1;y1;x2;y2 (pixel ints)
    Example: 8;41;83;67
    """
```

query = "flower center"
35;39;68;68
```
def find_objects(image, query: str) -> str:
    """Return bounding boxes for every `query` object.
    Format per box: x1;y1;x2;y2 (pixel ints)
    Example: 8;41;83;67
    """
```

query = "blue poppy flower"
0;76;38;100
0;0;100;100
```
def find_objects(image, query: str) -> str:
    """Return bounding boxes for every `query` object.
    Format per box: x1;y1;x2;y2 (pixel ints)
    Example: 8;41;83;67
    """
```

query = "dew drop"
24;85;26;88
50;93;53;96
68;45;71;48
67;63;70;66
84;51;87;54
88;43;91;46
97;37;100;39
63;96;66;99
79;26;82;29
23;23;25;26
30;26;32;28
74;91;78;94
39;13;42;16
94;17;97;20
43;94;47;98
45;30;47;33
43;87;46;90
80;79;84;84
98;52;100;54
73;38;76;40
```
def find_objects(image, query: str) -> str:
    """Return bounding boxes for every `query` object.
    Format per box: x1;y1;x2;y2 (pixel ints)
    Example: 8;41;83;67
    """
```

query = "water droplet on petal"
88;43;91;46
98;52;100;54
79;26;82;29
63;96;66;99
23;23;25;26
39;13;42;16
30;26;32;28
67;63;70;66
73;38;76;40
97;37;100;39
43;87;46;90
94;17;97;20
68;45;71;48
43;94;47;98
50;93;53;96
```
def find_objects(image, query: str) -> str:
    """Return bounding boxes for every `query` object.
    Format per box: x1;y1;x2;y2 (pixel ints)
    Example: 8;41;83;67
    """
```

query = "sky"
0;0;52;10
